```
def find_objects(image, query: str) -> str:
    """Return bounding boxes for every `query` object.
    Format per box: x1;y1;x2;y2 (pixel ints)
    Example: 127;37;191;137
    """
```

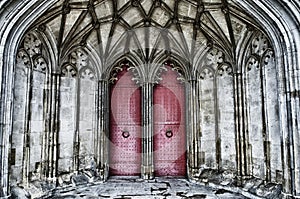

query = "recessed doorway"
109;61;186;177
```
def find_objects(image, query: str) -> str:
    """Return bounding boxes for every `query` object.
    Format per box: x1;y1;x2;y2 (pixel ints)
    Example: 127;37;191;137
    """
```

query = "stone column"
96;80;109;180
73;77;80;173
233;72;249;181
141;82;154;179
260;61;271;182
186;79;200;180
40;73;60;183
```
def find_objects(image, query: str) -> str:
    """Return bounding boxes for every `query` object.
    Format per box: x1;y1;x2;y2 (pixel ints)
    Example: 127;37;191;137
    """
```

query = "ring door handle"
122;130;130;138
165;130;173;138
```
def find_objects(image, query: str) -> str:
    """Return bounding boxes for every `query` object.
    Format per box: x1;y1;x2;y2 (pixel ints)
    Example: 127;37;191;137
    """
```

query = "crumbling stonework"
21;175;283;198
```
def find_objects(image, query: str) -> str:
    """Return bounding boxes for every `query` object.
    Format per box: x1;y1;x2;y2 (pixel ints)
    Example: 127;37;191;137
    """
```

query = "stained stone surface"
39;177;248;199
12;168;281;199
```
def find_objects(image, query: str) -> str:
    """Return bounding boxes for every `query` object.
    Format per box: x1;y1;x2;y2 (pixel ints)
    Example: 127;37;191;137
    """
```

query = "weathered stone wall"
0;0;299;197
198;69;216;168
11;51;28;184
59;75;76;173
217;65;235;170
78;70;97;169
11;32;49;185
246;55;265;178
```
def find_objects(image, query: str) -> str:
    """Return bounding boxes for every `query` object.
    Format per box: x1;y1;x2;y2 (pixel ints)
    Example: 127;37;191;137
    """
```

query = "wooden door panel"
154;123;186;176
110;66;141;176
109;124;141;175
154;64;186;176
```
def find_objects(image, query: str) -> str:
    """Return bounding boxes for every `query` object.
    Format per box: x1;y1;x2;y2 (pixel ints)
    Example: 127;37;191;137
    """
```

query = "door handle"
122;130;130;138
165;130;173;138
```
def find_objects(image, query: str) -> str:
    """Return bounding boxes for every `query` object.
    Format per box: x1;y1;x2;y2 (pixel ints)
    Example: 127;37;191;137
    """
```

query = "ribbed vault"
29;0;262;79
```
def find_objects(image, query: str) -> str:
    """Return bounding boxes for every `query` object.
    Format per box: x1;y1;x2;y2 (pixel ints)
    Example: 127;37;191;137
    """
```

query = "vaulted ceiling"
27;0;263;76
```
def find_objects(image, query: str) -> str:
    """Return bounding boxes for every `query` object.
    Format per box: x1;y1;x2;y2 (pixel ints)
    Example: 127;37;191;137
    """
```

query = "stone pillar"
49;73;60;183
233;72;248;181
96;80;109;180
260;61;271;182
186;79;200;179
73;77;80;173
141;82;154;179
281;61;300;196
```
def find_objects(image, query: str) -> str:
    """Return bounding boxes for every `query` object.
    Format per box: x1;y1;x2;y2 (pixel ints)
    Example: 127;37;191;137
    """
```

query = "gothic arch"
0;0;299;197
105;54;144;82
150;55;190;83
61;45;101;80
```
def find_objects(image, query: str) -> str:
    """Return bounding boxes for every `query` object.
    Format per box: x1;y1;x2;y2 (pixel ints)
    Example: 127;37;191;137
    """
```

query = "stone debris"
194;168;283;199
11;186;31;199
71;174;90;186
10;169;283;199
33;176;259;199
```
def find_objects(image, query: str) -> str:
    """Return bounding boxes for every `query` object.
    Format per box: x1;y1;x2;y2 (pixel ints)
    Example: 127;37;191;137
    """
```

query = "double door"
109;64;186;176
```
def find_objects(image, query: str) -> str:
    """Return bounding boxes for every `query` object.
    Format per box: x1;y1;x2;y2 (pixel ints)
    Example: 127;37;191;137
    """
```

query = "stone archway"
0;0;299;197
108;60;187;177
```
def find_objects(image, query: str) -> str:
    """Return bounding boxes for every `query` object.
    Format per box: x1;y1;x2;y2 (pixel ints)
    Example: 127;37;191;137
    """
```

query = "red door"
154;63;186;176
110;64;141;175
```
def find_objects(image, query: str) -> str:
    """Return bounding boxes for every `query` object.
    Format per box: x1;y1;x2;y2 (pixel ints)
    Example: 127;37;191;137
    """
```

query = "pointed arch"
104;53;144;83
150;51;191;83
0;0;299;197
61;45;101;80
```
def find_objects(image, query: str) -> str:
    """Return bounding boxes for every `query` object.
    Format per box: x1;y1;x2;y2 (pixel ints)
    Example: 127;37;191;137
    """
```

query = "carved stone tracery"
17;32;47;70
218;64;233;76
80;67;95;80
206;48;224;69
262;49;275;66
252;33;269;56
70;49;88;69
33;56;47;72
199;68;214;80
247;56;259;71
23;33;42;57
61;64;77;78
17;50;31;67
